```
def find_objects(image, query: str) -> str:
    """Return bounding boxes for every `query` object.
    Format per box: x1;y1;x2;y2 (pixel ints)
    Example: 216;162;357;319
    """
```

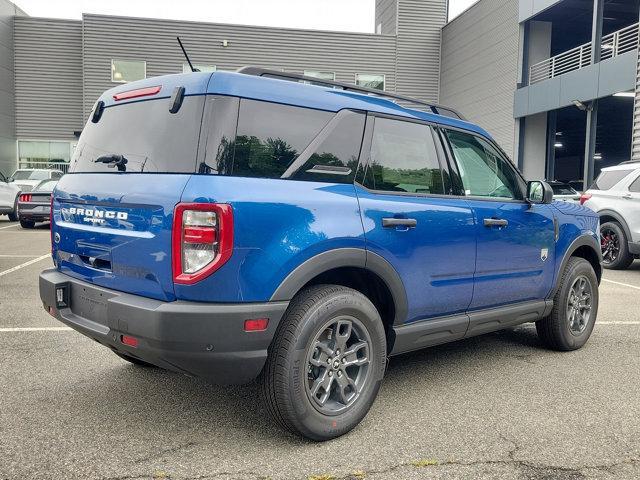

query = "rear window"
13;170;49;181
592;169;634;190
70;96;205;173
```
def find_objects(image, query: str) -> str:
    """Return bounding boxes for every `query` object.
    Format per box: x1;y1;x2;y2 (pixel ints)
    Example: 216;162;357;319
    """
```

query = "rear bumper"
39;269;289;384
18;204;50;222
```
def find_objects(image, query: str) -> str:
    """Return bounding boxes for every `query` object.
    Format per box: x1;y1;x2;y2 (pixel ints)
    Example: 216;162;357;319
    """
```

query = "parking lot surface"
1;217;639;480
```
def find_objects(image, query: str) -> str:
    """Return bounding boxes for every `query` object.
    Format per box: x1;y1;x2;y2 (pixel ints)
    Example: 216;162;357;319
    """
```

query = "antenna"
177;37;199;72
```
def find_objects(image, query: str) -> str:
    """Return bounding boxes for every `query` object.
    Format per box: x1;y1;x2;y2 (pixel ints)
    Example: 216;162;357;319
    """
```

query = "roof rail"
236;66;465;120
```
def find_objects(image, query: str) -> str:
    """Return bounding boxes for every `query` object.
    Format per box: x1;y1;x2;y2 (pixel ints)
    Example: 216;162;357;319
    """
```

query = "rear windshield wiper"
94;154;128;172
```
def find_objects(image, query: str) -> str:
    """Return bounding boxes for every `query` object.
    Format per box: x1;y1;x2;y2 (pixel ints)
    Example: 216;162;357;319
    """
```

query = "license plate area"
70;284;112;326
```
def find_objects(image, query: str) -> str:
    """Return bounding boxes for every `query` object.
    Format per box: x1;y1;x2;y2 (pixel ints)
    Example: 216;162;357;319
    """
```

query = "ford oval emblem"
54;232;60;244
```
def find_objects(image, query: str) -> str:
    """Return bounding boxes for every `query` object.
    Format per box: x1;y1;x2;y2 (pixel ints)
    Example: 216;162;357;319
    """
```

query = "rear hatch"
52;75;209;301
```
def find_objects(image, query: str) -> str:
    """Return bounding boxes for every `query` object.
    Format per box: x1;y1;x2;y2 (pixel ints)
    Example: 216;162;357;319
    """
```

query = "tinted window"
362;117;445;195
630;175;640;193
232;100;332;178
445;130;524;200
286;110;365;183
592;169;634;190
71;96;205;173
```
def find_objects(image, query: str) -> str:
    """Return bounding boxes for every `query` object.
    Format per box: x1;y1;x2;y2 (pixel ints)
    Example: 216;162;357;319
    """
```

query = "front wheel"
260;285;387;441
536;257;599;351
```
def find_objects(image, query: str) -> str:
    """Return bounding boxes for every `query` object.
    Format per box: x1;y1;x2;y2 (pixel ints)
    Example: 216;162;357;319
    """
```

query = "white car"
548;181;580;203
581;161;640;269
9;169;64;193
0;171;21;221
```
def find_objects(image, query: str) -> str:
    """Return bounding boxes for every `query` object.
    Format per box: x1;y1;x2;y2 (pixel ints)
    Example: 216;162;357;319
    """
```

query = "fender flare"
269;248;409;325
549;234;602;299
598;209;632;241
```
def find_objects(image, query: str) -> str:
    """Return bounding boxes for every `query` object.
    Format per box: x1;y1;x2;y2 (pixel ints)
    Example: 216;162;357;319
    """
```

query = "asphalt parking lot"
1;217;639;480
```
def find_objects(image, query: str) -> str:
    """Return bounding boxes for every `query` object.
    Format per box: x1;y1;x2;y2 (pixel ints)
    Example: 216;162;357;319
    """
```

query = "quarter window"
232;100;333;178
362;117;445;195
592;170;634;190
445;130;524;200
629;174;640;193
111;59;146;83
355;73;385;91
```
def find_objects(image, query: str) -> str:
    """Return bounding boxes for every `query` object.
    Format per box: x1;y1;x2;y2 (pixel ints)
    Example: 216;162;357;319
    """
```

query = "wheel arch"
551;235;602;299
598;209;632;241
269;248;409;344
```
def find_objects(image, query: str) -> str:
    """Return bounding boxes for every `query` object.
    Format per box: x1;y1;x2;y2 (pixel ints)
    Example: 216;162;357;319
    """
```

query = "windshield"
12;170;49;181
34;180;58;191
71;96;205;173
551;184;577;195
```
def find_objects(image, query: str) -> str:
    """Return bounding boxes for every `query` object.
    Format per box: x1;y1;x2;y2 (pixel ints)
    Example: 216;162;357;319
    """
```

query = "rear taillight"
19;194;32;202
172;203;233;284
579;193;592;205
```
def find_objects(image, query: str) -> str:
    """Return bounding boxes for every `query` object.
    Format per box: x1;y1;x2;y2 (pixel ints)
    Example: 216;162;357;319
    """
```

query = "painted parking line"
0;254;50;278
0;255;43;258
602;279;640;291
0;223;19;230
0;327;72;332
597;321;640;325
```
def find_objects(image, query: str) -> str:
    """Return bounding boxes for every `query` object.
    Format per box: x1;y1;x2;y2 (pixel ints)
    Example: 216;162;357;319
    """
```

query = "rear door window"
360;117;445;195
592;170;634;190
71;95;205;173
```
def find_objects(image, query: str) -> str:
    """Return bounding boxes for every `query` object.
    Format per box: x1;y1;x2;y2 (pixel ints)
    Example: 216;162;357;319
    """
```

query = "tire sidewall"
555;259;599;349
601;222;630;269
286;290;386;440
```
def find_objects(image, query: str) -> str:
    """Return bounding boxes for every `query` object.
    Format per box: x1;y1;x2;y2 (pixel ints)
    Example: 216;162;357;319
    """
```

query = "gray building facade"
0;0;447;175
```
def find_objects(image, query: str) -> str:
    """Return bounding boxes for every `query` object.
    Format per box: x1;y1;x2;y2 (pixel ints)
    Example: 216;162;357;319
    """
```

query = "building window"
111;59;146;83
17;140;73;172
355;73;385;91
303;70;336;81
182;63;216;73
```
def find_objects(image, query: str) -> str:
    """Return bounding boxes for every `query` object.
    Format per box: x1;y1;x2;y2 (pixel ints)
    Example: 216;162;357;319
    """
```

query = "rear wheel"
260;285;387;441
19;219;35;229
113;351;158;368
600;222;633;270
536;257;598;351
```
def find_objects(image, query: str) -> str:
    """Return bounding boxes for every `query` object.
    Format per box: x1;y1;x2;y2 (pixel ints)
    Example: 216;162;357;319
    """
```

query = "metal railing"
18;161;71;174
529;22;639;85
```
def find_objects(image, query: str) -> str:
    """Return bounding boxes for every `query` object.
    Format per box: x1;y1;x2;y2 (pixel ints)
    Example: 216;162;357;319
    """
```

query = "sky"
13;0;479;31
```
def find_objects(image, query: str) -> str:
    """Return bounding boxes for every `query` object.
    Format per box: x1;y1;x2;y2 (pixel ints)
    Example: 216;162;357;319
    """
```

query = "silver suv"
581;161;640;269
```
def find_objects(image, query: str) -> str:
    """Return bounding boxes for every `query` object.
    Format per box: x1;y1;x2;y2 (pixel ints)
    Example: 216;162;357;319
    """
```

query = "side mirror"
527;180;554;204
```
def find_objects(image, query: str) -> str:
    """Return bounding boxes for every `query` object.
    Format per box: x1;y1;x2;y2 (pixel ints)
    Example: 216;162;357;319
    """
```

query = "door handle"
483;218;509;228
382;218;417;228
622;193;632;199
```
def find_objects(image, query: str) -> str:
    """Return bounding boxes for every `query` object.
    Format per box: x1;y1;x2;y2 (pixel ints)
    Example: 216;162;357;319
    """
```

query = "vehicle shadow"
64;324;544;447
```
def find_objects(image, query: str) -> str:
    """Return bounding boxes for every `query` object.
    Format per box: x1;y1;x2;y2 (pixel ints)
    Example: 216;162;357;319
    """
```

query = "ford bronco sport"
40;69;602;441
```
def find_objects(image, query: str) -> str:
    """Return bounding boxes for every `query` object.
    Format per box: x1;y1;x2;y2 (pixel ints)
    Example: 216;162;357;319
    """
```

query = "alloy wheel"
600;227;620;265
566;275;593;335
305;315;371;415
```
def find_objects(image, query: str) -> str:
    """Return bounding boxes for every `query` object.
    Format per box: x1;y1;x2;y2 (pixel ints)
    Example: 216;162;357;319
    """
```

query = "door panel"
357;189;476;322
466;200;556;310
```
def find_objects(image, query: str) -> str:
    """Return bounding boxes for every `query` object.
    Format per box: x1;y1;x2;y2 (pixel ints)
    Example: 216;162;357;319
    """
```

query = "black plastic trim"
628;241;640;255
269;248;409;325
466;300;551;337
549;235;602;299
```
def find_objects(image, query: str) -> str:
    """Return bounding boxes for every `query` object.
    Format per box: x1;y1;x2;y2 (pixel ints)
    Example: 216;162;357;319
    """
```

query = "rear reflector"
121;335;139;348
579;193;592;205
113;85;162;101
244;318;269;332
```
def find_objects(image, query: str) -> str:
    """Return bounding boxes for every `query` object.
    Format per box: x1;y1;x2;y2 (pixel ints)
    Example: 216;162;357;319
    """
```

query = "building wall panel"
440;0;519;157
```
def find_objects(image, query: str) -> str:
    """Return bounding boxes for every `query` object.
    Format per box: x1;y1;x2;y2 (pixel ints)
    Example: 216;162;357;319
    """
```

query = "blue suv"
39;69;602;441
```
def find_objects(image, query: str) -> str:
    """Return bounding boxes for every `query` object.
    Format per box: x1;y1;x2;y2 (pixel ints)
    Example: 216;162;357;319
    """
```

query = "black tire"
260;284;387;441
536;257;598;351
600;221;633;270
8;197;18;222
113;351;158;368
19;219;35;229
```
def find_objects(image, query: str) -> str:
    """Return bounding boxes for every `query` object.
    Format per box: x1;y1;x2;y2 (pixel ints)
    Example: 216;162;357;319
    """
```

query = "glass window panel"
111;59;146;83
355;73;385;91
